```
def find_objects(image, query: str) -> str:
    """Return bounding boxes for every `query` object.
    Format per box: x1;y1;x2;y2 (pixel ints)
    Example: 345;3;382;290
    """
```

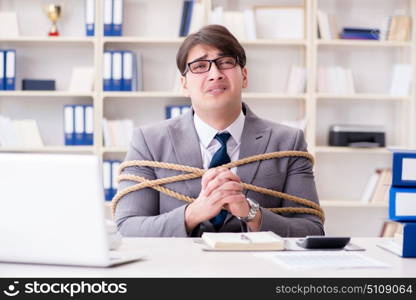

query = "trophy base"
48;31;59;37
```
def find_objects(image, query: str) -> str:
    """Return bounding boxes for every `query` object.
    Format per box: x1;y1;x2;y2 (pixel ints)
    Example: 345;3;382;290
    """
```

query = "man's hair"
176;24;246;75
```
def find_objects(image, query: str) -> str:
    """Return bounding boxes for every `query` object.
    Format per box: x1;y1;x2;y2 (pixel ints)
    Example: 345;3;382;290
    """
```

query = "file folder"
389;187;416;221
393;152;416;187
84;105;94;145
64;105;75;146
0;50;4;90
103;51;112;91
112;0;123;36
112;51;123;91
103;160;112;201
104;0;113;36
122;51;134;91
111;161;121;199
85;0;95;36
74;105;85;145
5;50;16;90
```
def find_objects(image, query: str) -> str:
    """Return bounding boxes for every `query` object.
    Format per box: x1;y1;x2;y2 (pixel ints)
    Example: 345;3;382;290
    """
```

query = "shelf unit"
1;0;415;218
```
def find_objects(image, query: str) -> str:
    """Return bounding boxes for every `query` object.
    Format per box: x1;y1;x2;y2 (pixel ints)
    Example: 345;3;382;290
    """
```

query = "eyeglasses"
183;56;239;75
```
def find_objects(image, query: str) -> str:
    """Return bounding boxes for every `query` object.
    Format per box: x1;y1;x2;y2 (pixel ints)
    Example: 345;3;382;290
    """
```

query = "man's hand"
185;167;258;232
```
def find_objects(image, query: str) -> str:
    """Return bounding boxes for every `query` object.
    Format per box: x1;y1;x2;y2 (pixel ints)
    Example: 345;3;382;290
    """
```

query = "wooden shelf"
103;91;185;99
103;37;307;46
320;200;388;208
314;146;390;154
102;91;306;100
0;146;95;153
317;39;412;47
104;37;184;44
0;91;94;97
316;93;409;101
102;147;128;153
0;37;95;44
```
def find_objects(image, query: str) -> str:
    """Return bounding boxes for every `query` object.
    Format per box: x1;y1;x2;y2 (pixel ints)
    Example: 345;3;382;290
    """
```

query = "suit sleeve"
259;129;325;237
114;128;189;237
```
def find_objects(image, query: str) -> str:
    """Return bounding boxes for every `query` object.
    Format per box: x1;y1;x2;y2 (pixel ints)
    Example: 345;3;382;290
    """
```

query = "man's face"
181;44;248;113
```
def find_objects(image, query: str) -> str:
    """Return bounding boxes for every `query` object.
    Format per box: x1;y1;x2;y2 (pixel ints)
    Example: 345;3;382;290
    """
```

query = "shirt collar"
193;110;245;148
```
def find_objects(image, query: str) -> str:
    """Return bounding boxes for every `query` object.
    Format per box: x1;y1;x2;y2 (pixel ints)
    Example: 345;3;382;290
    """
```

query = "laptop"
0;153;145;267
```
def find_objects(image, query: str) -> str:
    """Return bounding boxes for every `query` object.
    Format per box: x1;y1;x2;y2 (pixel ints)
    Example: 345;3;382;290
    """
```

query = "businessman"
115;25;324;237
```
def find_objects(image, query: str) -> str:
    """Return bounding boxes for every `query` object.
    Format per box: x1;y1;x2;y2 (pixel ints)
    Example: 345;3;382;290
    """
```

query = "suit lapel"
167;109;203;198
237;104;271;191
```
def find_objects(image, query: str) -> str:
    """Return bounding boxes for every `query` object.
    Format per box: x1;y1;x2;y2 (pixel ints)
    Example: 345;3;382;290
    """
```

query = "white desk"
0;238;415;278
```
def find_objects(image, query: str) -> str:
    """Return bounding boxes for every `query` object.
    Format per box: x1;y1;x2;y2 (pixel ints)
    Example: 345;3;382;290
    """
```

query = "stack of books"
0;49;16;90
103;160;122;201
377;149;416;257
340;27;380;40
103;51;142;91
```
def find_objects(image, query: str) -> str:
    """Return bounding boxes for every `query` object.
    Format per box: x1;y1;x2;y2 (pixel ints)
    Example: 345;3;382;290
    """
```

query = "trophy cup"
44;4;61;36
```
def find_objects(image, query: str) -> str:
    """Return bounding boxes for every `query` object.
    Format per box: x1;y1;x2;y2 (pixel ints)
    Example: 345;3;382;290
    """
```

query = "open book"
201;231;284;251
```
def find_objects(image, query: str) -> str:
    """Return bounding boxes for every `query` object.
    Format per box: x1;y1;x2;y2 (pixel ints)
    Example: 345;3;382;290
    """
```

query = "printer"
329;124;385;147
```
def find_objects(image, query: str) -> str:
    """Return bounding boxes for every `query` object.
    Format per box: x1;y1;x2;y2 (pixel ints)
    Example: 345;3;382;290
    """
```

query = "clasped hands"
185;167;261;232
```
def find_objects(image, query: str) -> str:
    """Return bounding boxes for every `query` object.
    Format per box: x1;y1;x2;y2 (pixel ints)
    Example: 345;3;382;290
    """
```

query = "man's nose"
207;62;224;81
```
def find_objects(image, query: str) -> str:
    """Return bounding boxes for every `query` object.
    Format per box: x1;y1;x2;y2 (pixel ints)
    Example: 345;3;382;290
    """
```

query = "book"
388;16;411;41
202;231;284;251
360;169;382;204
370;168;392;204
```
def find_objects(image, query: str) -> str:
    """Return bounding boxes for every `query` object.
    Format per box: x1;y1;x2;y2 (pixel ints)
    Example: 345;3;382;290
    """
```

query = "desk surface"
1;238;415;278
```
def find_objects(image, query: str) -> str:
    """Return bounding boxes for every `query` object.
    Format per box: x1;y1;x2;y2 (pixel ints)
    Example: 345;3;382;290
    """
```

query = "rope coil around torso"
111;151;325;223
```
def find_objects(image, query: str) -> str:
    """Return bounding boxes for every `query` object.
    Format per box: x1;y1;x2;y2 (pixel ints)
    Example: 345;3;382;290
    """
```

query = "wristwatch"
237;198;260;222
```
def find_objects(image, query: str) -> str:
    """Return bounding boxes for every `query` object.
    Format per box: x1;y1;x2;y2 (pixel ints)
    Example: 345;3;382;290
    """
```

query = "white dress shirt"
193;111;245;174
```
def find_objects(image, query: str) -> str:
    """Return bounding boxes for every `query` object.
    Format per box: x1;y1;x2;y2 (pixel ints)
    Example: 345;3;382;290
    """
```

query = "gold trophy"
44;4;61;36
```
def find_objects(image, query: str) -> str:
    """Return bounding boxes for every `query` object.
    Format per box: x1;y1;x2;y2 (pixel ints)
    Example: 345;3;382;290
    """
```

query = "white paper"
257;251;390;269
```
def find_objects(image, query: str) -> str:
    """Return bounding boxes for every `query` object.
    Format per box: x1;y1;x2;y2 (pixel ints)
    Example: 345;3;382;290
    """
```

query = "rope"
111;151;325;222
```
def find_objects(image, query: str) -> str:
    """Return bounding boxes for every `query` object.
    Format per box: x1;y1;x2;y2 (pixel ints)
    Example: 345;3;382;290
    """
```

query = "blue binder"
5;50;16;90
392;152;416;187
111;161;121;199
389;187;416;221
104;0;113;36
103;51;113;91
85;0;95;36
74;105;85;145
122;51;136;91
0;50;5;90
103;160;112;201
83;105;94;145
378;222;416;257
63;105;75;145
112;0;123;36
112;51;123;91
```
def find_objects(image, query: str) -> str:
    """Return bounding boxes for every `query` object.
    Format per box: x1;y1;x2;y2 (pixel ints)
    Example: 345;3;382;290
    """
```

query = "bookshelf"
1;0;415;236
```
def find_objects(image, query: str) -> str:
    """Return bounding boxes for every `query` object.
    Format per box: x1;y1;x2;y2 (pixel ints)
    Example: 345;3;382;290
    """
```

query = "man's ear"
242;67;248;88
180;75;190;97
